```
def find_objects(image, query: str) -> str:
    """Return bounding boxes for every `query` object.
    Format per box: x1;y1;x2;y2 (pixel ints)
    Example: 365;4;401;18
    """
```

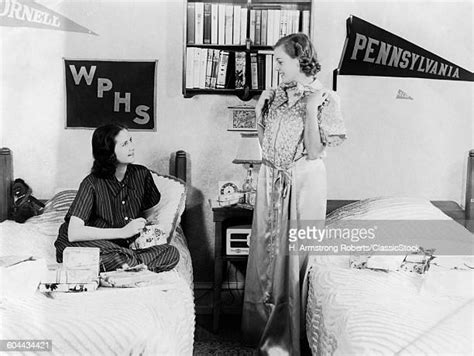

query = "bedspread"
0;212;195;355
0;270;194;355
306;256;474;356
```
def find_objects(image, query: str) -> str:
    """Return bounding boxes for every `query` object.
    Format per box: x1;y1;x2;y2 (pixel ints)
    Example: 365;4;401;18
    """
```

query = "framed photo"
227;106;257;132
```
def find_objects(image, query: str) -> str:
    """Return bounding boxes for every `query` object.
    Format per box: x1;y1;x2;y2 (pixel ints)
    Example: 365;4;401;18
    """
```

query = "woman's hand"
121;218;147;238
255;89;275;119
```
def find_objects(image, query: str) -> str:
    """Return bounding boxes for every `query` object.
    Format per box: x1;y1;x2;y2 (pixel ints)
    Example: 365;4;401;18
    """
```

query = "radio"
226;225;251;255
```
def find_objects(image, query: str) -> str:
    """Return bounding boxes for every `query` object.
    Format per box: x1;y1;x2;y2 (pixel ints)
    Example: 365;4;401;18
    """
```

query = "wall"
312;0;473;203
1;0;473;283
1;0;246;282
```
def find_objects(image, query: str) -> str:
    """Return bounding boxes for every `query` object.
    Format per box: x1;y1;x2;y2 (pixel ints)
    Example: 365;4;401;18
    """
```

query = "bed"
305;196;474;356
0;150;195;355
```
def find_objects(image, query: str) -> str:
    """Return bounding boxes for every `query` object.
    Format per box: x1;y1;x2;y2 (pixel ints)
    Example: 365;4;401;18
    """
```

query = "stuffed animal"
11;178;45;223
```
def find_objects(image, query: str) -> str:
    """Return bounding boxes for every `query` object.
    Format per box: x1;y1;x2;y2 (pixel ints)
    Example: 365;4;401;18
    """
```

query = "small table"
212;205;253;333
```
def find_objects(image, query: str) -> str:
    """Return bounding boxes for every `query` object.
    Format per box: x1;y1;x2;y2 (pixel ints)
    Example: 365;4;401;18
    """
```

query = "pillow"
143;172;186;243
26;190;78;236
42;190;78;215
326;196;451;222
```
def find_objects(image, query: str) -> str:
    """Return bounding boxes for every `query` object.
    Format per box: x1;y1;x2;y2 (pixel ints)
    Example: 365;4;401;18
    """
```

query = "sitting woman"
54;124;179;273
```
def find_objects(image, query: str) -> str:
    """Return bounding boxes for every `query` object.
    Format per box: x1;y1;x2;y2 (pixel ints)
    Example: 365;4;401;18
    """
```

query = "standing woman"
242;33;346;355
54;124;179;273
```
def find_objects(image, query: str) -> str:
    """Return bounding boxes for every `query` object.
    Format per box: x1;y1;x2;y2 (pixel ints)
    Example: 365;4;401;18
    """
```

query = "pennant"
0;0;96;35
337;16;473;82
396;89;413;100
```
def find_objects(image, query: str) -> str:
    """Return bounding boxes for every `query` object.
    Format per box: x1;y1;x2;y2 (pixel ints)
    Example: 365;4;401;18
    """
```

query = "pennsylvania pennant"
337;16;473;82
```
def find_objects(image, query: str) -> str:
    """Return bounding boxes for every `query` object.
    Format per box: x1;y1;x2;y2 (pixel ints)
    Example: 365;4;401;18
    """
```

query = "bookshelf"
183;0;312;101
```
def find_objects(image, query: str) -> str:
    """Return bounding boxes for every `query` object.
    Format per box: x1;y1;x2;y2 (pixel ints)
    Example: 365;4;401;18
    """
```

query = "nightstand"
212;205;253;333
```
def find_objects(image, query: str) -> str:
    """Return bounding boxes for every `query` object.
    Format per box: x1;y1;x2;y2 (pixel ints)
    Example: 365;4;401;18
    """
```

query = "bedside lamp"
232;133;262;206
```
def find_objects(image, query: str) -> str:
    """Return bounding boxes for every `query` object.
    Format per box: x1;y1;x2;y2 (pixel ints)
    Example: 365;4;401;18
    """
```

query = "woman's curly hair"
91;124;128;178
274;33;321;76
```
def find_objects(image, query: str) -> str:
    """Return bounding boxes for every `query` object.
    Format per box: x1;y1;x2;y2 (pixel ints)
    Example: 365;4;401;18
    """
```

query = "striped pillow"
43;190;78;215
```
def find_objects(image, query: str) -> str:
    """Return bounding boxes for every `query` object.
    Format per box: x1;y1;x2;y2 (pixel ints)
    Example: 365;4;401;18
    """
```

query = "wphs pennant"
0;0;96;35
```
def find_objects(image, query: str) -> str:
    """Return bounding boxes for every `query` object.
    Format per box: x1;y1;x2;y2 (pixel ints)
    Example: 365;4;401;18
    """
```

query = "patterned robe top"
259;79;346;170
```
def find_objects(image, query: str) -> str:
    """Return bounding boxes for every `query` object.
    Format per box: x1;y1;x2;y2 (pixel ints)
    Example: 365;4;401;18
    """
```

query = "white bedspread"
0;214;195;355
306;198;474;356
306;256;474;356
0;270;194;355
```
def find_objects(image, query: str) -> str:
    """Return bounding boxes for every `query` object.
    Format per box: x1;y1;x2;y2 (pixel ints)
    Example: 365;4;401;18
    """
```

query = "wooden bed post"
465;149;474;232
0;148;13;222
175;150;187;183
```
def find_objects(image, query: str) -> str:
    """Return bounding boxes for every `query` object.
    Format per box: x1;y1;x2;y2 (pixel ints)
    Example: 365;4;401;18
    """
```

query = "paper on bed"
0;257;47;299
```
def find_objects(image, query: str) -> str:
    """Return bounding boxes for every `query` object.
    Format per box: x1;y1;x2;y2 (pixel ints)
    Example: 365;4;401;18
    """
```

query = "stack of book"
39;247;100;293
187;3;310;46
187;3;248;45
186;49;282;90
186;49;246;89
251;50;282;90
249;9;310;46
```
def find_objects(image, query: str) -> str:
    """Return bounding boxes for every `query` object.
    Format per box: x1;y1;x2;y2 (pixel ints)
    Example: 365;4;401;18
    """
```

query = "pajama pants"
55;238;180;273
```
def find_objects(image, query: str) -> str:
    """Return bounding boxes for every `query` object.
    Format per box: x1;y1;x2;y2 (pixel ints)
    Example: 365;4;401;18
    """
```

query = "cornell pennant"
0;0;60;27
351;33;460;79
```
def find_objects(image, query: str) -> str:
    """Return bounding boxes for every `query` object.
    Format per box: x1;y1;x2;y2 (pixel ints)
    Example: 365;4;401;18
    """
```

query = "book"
186;47;194;89
240;8;247;45
205;48;213;88
257;53;265;89
250;53;258;89
224;5;233;45
265;53;273;89
273;10;281;43
233;5;241;45
235;51;246;89
249;10;256;44
293;10;300;33
193;47;201;88
216;50;229;89
186;2;195;44
203;3;212;44
302;10;310;35
255;9;261;45
218;3;225;45
261;9;267;46
211;4;218;44
210;49;220;89
267;9;274;46
194;2;204;45
199;48;207;88
280;10;287;38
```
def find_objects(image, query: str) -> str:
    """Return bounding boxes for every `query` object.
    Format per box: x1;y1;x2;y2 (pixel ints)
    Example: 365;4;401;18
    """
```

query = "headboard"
327;149;473;232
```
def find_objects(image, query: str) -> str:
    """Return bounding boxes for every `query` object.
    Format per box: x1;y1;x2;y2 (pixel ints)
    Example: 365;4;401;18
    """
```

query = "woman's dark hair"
91;124;128;178
274;33;321;76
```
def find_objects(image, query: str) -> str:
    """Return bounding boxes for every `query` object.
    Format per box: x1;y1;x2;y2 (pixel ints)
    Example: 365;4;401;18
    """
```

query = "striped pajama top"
55;164;161;251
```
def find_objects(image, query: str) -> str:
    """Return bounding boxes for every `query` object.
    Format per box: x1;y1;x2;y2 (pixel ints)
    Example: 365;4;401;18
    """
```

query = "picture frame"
227;106;257;132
